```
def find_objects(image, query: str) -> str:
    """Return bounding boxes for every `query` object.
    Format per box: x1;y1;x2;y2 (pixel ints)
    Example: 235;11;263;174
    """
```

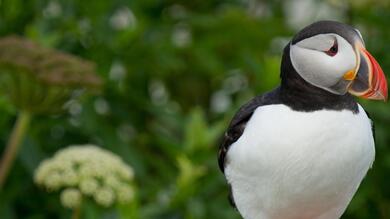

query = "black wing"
218;96;263;173
217;88;280;208
218;88;280;173
363;109;376;144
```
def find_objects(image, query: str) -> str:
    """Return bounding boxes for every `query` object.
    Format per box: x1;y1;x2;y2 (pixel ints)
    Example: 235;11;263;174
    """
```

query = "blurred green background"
0;0;389;218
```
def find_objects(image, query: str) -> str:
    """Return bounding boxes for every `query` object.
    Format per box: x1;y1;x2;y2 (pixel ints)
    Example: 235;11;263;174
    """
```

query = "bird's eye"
325;40;338;56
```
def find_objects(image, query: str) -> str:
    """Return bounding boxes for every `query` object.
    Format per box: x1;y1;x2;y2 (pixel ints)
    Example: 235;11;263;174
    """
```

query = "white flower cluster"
34;144;135;208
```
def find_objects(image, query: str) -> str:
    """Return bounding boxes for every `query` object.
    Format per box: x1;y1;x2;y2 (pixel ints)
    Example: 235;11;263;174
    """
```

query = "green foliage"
0;0;389;218
0;36;101;114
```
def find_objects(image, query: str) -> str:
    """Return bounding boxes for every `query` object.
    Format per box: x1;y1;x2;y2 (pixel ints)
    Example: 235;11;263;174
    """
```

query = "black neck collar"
278;44;358;113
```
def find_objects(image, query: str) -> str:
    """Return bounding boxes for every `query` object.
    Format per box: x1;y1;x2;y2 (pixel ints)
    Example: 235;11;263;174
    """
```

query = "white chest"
224;104;375;219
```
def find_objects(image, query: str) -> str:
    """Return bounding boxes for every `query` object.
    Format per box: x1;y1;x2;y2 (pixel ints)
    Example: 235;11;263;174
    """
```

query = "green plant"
0;36;102;189
34;144;136;219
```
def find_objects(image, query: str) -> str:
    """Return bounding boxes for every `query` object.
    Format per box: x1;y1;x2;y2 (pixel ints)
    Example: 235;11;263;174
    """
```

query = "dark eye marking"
325;40;338;57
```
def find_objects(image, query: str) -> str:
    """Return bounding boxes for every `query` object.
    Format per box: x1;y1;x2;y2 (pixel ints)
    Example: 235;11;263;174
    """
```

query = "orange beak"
348;44;388;101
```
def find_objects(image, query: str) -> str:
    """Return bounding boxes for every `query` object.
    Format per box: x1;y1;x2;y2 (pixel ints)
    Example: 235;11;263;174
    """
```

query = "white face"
290;34;357;94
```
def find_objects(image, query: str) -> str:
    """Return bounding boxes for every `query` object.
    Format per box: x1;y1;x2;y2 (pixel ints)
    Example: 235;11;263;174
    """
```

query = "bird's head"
286;20;387;101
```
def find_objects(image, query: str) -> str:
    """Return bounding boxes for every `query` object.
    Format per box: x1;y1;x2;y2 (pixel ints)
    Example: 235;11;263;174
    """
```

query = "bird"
218;20;388;219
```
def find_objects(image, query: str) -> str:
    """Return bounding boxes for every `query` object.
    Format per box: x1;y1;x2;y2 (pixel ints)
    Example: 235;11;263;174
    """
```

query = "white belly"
225;104;375;219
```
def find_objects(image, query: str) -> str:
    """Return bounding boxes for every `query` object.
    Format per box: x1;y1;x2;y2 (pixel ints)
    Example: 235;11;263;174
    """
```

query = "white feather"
225;104;374;219
290;34;357;94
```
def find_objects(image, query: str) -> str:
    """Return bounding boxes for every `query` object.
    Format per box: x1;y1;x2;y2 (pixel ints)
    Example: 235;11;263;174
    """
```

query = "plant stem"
0;111;31;190
71;206;81;219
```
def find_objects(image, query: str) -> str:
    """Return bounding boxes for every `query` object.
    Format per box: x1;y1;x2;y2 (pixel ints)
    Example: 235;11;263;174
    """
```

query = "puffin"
218;20;388;219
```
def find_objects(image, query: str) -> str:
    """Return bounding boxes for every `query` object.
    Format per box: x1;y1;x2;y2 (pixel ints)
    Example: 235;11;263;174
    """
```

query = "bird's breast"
225;104;375;219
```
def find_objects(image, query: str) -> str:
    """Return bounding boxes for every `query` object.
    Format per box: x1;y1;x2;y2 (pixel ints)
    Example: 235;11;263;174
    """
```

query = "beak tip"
379;91;387;102
349;44;388;102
